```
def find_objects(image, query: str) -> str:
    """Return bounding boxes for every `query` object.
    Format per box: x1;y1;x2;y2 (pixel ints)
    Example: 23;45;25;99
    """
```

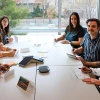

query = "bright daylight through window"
0;0;97;34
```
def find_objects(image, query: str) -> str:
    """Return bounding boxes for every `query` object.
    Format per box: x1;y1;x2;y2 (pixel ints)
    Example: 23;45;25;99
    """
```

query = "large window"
13;0;58;33
1;0;97;34
61;0;97;29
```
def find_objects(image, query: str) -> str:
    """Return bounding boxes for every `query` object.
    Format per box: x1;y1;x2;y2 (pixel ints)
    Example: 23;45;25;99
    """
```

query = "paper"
53;42;62;47
14;50;18;56
38;47;49;53
72;68;90;79
4;69;14;78
37;53;48;58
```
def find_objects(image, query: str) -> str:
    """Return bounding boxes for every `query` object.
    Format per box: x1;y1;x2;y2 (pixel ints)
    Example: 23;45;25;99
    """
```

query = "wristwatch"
69;41;73;45
89;69;92;73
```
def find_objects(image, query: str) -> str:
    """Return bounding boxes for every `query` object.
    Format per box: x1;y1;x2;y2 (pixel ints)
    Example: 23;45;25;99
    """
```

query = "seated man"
81;66;100;86
0;42;17;57
73;18;100;68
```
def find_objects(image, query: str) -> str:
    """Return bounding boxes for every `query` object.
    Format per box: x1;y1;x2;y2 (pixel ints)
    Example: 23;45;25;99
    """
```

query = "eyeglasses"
2;20;8;23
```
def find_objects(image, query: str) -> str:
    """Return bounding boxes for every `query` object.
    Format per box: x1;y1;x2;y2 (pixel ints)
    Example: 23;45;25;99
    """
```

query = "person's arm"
70;37;83;46
1;46;12;51
83;61;100;68
77;57;100;68
1;50;16;57
54;33;66;42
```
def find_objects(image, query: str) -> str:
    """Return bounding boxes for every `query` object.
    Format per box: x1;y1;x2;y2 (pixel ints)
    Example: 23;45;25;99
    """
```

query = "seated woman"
54;12;85;48
0;42;16;58
0;15;13;45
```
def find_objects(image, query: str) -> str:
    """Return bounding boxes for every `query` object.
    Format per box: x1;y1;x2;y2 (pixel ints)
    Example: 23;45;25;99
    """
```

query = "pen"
78;68;82;69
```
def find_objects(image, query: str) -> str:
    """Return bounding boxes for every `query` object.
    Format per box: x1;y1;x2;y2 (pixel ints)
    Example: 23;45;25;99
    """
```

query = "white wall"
97;0;100;20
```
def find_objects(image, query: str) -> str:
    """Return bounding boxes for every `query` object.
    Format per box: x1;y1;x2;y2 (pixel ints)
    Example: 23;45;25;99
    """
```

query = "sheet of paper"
72;68;90;79
38;47;49;53
53;42;62;47
37;53;48;58
4;69;14;78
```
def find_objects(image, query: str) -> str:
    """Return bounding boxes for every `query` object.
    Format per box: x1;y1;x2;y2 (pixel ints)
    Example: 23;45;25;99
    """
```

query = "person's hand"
6;47;16;51
0;71;3;75
82;78;100;86
76;56;87;65
0;63;3;68
8;37;13;43
0;42;4;50
72;48;79;54
7;50;16;57
61;40;70;44
81;66;92;74
0;64;10;73
54;38;58;42
13;49;17;51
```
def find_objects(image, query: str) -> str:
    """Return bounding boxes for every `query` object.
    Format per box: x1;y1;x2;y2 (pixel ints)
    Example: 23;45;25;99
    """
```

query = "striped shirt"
81;33;100;62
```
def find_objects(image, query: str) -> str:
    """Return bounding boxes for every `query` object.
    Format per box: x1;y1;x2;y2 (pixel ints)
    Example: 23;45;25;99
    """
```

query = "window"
1;0;97;34
61;0;97;29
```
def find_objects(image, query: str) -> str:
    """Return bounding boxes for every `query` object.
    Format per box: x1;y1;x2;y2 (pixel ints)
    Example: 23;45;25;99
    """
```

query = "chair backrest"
83;27;88;34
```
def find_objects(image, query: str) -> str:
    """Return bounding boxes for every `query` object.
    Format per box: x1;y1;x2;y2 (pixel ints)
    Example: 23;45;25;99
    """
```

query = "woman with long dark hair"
54;12;85;48
0;15;13;44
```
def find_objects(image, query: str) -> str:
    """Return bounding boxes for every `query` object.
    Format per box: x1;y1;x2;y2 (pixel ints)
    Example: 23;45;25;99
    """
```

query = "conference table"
0;35;100;100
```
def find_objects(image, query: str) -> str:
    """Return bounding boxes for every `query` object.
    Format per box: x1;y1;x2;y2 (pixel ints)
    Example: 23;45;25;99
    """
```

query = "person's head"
99;20;100;31
69;12;80;28
0;15;9;35
86;18;100;36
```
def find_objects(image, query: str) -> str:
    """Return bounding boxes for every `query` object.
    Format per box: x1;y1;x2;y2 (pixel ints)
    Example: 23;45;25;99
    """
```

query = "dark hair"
0;15;9;36
86;18;100;27
68;12;80;32
0;27;2;42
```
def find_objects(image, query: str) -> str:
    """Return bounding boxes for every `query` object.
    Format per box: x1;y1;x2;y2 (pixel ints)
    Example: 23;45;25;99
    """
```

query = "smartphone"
19;57;32;67
32;56;44;62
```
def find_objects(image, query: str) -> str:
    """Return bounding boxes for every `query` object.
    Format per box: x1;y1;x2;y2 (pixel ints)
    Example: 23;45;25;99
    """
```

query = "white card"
38;47;49;53
53;42;62;47
37;53;48;58
4;69;14;78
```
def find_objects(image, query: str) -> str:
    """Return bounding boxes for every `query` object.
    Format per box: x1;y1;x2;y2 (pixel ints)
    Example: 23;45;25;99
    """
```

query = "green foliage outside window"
0;0;29;27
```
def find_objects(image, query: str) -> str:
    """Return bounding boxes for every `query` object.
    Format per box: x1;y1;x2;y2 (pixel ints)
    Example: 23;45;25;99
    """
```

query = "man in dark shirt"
73;18;100;68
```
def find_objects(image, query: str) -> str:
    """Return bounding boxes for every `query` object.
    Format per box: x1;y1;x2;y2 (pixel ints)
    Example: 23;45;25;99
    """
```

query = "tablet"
19;57;33;67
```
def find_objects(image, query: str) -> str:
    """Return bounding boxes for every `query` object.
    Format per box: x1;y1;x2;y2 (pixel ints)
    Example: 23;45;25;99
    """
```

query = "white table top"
35;65;100;100
0;63;36;100
0;38;99;100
